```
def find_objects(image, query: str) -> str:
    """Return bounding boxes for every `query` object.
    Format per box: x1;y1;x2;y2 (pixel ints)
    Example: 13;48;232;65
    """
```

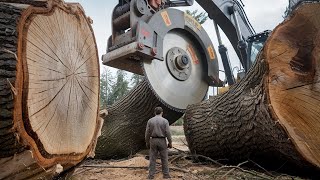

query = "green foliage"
100;69;131;108
186;9;208;25
99;67;114;108
130;73;144;88
107;70;130;105
173;117;184;126
170;128;185;136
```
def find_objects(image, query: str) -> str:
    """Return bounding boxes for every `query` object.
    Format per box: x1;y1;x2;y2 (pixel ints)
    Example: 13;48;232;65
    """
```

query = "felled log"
0;0;101;179
95;80;182;159
184;2;320;177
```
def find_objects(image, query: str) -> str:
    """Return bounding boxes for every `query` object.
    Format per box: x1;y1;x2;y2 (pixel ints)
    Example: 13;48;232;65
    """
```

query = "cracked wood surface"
0;1;101;179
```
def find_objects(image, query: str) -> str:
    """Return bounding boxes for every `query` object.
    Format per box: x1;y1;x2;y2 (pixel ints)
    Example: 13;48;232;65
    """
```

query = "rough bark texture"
0;2;25;158
184;2;320;177
95;79;183;159
0;0;48;7
0;1;101;179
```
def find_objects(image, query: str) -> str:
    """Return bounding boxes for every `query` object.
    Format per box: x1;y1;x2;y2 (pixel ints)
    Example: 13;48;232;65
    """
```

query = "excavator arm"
196;0;255;60
196;0;270;84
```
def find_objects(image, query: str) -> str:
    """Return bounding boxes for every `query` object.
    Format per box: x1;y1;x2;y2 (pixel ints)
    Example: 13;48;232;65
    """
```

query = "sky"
65;0;288;93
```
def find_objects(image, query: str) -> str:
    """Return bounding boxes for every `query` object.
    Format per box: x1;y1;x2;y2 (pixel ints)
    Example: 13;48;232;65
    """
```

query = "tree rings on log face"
266;3;320;167
24;7;99;155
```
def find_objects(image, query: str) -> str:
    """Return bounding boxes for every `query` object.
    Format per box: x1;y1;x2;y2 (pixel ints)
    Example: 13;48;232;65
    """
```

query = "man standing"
145;107;172;179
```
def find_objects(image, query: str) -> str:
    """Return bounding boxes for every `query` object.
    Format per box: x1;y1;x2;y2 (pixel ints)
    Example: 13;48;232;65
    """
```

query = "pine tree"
130;73;144;88
100;67;114;108
108;70;130;105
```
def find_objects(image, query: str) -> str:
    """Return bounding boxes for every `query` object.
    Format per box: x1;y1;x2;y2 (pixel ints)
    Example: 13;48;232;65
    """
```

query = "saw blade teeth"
140;61;185;113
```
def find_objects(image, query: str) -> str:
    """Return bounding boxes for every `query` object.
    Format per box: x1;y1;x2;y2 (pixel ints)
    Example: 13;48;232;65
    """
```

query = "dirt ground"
69;126;305;180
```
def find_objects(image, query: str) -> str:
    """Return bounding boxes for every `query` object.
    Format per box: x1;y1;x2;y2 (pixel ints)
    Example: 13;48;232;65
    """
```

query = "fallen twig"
248;159;275;178
190;154;223;166
7;78;17;96
2;48;18;60
180;138;188;147
173;147;188;153
212;164;272;179
219;161;249;179
169;154;184;164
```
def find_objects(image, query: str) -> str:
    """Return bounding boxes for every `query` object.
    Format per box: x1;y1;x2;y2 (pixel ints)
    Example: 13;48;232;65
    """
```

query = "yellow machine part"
218;86;230;95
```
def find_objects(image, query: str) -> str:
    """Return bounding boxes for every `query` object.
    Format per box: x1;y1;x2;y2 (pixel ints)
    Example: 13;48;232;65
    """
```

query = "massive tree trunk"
184;2;320;177
95;79;182;159
0;1;101;179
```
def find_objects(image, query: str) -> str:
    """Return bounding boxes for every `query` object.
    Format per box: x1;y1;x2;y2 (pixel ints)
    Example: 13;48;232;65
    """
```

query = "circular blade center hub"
176;55;189;69
166;47;192;81
181;56;189;65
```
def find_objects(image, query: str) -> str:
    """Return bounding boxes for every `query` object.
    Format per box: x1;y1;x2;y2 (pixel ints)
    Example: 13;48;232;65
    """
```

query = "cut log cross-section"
0;1;101;179
184;2;320;177
25;4;99;157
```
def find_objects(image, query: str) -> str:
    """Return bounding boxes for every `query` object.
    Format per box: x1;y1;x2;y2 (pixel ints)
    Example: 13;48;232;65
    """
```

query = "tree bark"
95;79;183;159
0;1;101;179
184;2;320;177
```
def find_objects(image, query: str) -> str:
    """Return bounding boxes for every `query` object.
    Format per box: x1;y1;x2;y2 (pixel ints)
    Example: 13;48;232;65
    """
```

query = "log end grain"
266;3;320;167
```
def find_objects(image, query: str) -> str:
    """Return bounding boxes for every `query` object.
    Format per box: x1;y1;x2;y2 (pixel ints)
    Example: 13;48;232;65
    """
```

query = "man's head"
154;107;163;115
149;0;163;10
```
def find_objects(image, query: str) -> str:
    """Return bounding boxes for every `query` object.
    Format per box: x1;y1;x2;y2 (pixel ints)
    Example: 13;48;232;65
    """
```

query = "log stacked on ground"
95;80;183;159
184;2;320;177
0;0;101;179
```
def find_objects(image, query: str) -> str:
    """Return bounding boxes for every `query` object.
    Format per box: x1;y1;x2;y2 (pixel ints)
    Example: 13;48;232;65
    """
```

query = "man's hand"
167;143;173;149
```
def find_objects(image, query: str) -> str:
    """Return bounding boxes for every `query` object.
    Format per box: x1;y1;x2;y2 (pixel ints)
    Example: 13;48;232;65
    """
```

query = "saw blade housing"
102;1;219;111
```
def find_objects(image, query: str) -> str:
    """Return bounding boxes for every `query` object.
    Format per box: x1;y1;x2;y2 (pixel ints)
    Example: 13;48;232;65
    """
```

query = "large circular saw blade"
142;30;208;112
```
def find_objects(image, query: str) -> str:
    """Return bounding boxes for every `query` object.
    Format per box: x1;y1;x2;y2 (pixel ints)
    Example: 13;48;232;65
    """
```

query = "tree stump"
184;2;320;177
0;1;101;179
95;80;182;159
